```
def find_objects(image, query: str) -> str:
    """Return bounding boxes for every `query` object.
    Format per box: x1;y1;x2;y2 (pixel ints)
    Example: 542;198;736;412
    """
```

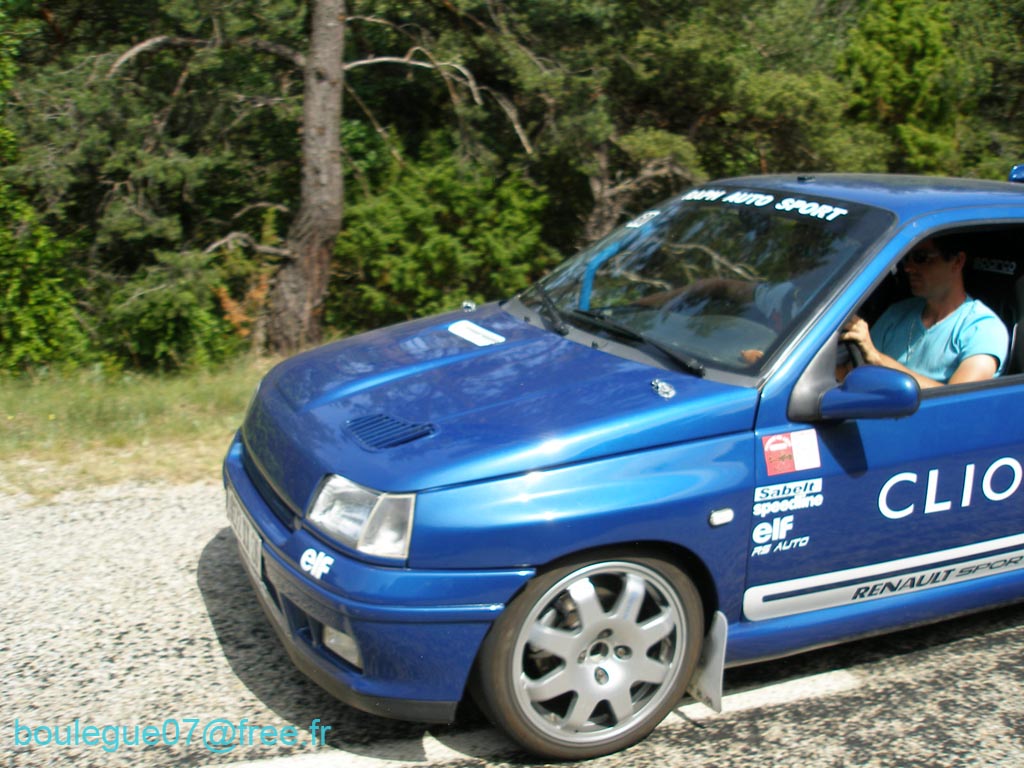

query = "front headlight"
306;475;415;560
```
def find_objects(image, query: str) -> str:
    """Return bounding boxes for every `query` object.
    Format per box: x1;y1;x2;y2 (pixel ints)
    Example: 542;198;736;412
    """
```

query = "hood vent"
346;414;436;451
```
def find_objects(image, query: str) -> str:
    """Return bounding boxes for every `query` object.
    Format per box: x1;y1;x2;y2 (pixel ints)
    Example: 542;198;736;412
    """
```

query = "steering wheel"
655;312;776;365
845;340;866;368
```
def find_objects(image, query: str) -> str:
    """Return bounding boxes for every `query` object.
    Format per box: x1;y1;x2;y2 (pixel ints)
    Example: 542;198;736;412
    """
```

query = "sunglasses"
901;248;942;267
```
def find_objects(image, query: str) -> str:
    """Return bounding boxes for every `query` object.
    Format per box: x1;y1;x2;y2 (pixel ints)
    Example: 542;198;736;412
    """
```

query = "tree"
948;0;1024;178
97;1;345;354
412;0;708;245
0;6;89;371
4;0;1022;373
840;0;969;173
6;1;493;358
93;1;511;354
327;145;557;332
265;0;345;352
3;1;312;367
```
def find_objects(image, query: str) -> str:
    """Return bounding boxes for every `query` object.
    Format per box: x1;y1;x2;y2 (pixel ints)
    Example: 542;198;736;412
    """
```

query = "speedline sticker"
753;478;824;517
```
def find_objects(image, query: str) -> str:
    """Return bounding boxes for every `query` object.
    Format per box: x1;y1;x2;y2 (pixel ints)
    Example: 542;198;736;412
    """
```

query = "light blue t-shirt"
872;297;1009;382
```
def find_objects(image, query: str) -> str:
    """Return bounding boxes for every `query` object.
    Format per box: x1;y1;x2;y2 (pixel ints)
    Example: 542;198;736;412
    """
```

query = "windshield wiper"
568;308;644;340
531;284;570;335
568;309;705;378
641;333;706;378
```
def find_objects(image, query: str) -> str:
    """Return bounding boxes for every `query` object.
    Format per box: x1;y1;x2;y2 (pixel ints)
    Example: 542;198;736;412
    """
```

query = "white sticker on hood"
448;319;506;347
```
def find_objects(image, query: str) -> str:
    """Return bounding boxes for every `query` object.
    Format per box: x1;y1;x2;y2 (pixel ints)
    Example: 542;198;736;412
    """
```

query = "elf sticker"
762;429;821;476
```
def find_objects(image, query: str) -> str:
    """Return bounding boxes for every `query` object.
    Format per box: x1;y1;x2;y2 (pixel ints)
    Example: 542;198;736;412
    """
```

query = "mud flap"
685;610;727;712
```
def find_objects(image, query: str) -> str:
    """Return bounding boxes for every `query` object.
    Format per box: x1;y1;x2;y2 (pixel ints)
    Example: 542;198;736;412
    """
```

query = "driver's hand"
840;315;879;364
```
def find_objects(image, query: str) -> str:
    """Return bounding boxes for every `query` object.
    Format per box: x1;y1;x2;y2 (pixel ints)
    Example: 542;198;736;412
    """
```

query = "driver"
841;237;1008;388
663;278;796;328
638;277;798;364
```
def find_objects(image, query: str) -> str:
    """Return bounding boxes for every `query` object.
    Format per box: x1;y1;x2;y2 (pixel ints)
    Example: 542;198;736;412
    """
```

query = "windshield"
518;185;894;376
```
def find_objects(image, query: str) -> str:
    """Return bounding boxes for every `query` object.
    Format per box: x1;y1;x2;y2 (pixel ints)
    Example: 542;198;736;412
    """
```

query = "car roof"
722;173;1024;222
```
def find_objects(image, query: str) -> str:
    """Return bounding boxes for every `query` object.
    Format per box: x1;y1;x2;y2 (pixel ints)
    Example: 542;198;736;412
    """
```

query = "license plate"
227;487;262;576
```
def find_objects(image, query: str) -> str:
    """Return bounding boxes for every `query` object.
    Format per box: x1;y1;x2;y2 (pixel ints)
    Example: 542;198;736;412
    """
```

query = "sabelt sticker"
762;429;821;476
753;478;824;517
448;319;506;347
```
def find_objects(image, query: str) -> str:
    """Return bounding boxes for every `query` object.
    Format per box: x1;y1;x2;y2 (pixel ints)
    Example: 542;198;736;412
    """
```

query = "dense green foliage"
0;7;90;371
328;146;558;331
1;0;1022;371
0;190;91;371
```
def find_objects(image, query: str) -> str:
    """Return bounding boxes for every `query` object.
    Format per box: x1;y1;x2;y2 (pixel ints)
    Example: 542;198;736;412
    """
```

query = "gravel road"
2;482;1023;768
1;482;438;768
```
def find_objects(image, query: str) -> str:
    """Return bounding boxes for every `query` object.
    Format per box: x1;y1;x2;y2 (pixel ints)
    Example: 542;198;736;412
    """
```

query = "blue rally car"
224;171;1024;759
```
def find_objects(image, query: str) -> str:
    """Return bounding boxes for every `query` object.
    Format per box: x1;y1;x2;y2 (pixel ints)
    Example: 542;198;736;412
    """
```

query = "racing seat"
963;255;1022;375
1011;275;1024;374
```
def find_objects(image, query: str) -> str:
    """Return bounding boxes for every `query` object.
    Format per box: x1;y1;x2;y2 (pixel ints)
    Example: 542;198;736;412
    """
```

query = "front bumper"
223;436;533;722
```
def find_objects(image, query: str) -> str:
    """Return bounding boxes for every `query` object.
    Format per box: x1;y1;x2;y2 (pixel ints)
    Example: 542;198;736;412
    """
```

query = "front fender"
410;433;753;622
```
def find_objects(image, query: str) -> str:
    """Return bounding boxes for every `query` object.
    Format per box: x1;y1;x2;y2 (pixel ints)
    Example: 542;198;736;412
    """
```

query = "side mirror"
819;366;920;421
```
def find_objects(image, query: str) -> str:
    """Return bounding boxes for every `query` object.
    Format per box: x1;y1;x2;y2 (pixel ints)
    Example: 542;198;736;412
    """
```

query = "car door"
743;217;1024;626
745;377;1024;623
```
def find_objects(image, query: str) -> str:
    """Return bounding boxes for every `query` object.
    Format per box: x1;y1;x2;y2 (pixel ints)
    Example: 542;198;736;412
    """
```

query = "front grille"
346;414;436;451
242;448;298;529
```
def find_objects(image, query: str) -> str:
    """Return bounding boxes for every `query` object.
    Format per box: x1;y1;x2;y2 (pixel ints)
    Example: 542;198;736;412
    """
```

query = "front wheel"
474;553;704;760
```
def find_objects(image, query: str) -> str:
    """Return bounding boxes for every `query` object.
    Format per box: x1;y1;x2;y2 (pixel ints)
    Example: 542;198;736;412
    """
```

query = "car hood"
242;304;758;511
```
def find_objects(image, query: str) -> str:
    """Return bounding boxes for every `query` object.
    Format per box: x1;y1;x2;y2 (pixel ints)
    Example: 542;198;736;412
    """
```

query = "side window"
847;225;1023;387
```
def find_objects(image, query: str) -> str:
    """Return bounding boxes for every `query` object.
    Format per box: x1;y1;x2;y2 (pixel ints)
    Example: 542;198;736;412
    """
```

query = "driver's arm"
947;354;999;385
840;314;944;388
635;278;756;308
841;315;1000;388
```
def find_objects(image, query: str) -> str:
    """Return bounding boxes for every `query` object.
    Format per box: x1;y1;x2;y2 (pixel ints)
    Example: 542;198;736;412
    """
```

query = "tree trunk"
583;145;625;244
266;0;345;354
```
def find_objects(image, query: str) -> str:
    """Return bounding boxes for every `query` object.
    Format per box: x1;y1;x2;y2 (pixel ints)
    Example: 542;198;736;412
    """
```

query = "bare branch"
342;14;401;27
235;37;306;68
107;36;207;77
344;81;407;167
344;48;484;106
231;202;291;221
420;0;490;32
108;34;309;78
143;66;190;151
481;86;534;154
342;13;434;44
120;283;177;306
481;1;556;75
204;232;291;258
604;158;692;198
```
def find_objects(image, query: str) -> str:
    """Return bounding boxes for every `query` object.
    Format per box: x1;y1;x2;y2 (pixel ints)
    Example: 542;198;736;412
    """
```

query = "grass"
0;357;276;496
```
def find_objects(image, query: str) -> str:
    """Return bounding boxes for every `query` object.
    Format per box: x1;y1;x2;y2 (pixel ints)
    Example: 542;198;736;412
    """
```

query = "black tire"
474;552;704;760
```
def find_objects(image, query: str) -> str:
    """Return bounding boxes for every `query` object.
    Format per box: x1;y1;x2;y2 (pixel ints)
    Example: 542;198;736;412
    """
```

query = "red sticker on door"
762;429;821;476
